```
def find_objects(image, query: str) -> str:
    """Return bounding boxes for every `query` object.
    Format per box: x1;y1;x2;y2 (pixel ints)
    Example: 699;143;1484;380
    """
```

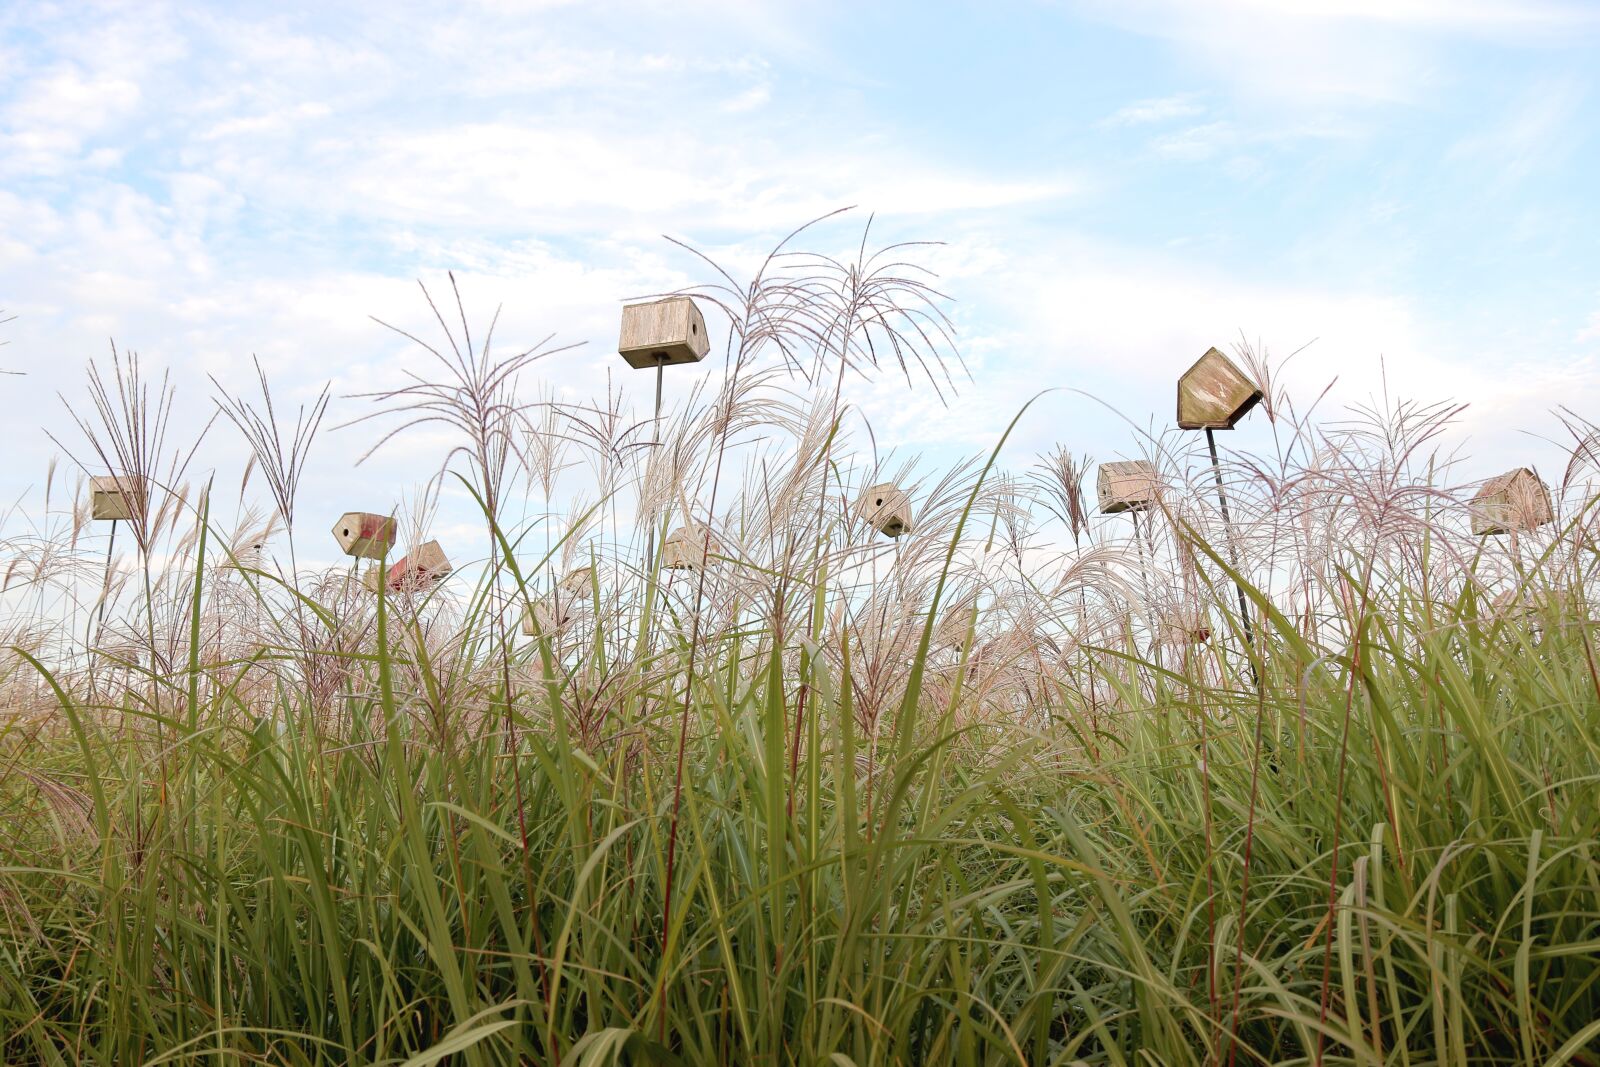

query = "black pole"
1206;428;1258;685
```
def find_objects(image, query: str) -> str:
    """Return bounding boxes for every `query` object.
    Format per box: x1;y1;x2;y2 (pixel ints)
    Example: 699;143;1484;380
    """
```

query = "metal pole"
1206;428;1258;684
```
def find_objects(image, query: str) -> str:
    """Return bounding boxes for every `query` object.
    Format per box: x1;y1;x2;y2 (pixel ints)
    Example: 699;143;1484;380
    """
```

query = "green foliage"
3;534;1598;1066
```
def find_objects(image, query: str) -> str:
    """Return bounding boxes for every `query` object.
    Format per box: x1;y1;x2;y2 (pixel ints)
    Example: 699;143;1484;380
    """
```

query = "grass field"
3;229;1599;1064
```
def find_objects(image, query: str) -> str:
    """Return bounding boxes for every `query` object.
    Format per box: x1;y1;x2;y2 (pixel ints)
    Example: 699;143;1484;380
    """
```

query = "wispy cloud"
1100;93;1205;127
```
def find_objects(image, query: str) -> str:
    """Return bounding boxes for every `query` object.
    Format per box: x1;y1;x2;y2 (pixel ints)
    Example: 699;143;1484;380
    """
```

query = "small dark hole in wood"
875;498;883;506
342;528;349;536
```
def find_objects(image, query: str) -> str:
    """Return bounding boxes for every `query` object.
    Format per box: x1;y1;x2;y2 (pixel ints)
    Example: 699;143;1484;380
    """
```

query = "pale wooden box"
1159;609;1212;646
619;296;710;369
857;482;914;538
382;540;452;592
1097;460;1158;514
90;474;147;521
521;596;573;636
662;525;721;570
935;594;979;651
1177;347;1262;430
1470;468;1553;536
333;512;397;560
559;566;593;597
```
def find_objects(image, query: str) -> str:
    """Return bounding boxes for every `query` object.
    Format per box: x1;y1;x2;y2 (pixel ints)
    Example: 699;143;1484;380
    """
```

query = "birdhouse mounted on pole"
332;512;398;559
1097;460;1160;514
380;540;452;593
935;594;980;651
1177;347;1262;430
857;482;914;539
521;596;573;636
1159;609;1212;647
1470;468;1553;536
662;525;721;571
559;566;593;598
90;475;147;521
618;296;710;369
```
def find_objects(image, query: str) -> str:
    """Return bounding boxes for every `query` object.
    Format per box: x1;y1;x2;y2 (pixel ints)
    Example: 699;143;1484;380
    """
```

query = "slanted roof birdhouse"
90;474;147;521
1097;460;1159;514
1490;587;1539;626
382;540;452;593
1159;608;1212;646
935;594;980;651
662;525;721;571
1470;468;1553;536
1177;347;1262;430
856;482;914;539
559;566;593;597
226;537;268;571
332;512;397;559
521;596;573;636
618;296;710;370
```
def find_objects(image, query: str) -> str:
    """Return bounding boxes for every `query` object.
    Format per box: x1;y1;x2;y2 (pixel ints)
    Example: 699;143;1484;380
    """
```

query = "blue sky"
2;0;1597;558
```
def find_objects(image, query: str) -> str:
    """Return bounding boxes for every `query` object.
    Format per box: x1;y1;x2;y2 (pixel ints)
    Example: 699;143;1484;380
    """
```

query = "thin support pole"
1206;428;1258;686
644;357;666;571
93;519;117;643
1131;508;1164;677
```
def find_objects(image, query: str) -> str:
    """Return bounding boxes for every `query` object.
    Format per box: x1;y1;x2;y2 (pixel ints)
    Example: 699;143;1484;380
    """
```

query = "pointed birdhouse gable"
1097;460;1159;514
857;483;914;539
333;512;398;560
1470;468;1553;536
384;540;452;592
1177;347;1262;430
90;475;147;521
521;596;573;636
559;566;593;597
662;525;721;571
935;594;980;651
619;296;711;369
1160;608;1212;646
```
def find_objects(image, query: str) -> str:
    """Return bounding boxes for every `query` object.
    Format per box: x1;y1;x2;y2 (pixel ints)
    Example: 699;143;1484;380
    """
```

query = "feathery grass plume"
8;218;1600;1064
211;356;329;538
51;344;213;558
1032;445;1094;546
345;273;578;520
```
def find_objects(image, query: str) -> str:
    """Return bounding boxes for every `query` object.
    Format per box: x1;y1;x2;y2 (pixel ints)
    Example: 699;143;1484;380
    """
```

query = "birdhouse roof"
1177;347;1262;430
1472;467;1542;501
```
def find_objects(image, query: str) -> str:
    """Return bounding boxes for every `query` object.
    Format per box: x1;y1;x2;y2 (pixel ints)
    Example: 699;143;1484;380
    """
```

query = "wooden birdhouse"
226;537;268;571
857;483;914;539
1159;609;1212;646
521;596;574;636
618;296;710;370
559;566;593;597
935;594;980;651
332;512;398;559
89;474;146;521
1470;468;1553;536
382;540;452;593
1177;347;1262;430
1097;460;1159;514
662;525;721;571
1490;588;1539;627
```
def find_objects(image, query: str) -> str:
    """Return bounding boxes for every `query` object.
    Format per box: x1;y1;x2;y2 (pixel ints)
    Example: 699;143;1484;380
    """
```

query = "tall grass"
3;215;1599;1064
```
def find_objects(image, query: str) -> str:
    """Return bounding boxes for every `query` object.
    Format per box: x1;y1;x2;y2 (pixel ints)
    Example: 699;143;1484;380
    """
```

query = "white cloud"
1072;0;1597;107
1100;93;1205;127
